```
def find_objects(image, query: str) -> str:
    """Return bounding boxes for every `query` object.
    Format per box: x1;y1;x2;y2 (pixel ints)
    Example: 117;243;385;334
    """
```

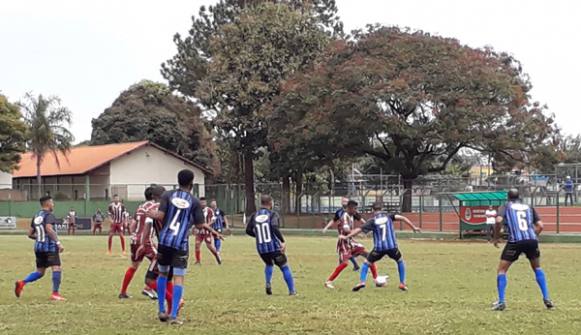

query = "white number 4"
169;209;182;236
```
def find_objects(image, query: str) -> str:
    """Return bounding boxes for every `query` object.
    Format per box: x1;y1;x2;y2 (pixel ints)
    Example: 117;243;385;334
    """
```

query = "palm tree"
20;93;74;198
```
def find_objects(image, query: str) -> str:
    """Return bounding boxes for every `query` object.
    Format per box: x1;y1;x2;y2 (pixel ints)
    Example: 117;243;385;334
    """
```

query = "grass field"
1;235;581;335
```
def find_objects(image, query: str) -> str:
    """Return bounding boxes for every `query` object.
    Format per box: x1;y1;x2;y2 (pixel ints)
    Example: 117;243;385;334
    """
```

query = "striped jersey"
31;210;58;253
133;201;158;246
250;208;281;254
361;212;398;251
212;208;226;231
499;202;539;242
158;190;204;251
108;202;126;224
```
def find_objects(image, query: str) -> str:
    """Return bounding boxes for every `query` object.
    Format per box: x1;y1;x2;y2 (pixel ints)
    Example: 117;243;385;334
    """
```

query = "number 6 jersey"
158;190;204;251
498;202;540;242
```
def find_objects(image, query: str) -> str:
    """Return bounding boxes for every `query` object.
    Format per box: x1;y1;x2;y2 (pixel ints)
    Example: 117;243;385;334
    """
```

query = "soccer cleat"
289;291;297;296
544;299;555;310
216;255;222;265
265;283;272;296
142;288;158;300
324;281;335;289
118;293;131;299
158;312;169;322
50;292;66;301
398;283;408;291
194;262;201;266
353;265;360;272
107;250;112;256
352;283;366;292
491;301;506;311
169;318;184;326
14;280;25;298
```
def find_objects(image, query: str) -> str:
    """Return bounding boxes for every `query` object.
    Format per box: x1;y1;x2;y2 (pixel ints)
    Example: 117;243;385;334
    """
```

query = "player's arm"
245;215;256;237
532;208;543;236
147;192;168;221
271;213;286;252
223;214;230;230
322;218;336;233
45;215;63;252
193;203;223;240
492;206;505;248
27;226;36;240
341;227;363;239
394;214;421;232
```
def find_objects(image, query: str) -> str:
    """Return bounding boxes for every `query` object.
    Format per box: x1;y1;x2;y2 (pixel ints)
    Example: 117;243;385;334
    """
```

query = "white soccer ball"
375;275;388;286
342;224;351;233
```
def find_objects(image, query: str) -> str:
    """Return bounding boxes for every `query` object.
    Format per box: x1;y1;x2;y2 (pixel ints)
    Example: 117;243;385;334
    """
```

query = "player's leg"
97;224;102;235
387;249;407;291
117;227;126;254
205;237;221;264
274;253;296;295
119;256;141;298
108;225;115;254
325;254;349;288
15;258;47;298
260;253;275;295
168;250;188;323
353;250;383;291
349;256;360;271
214;237;222;254
155;247;172;321
526;241;553;308
493;243;518;310
194;235;202;264
50;263;65;301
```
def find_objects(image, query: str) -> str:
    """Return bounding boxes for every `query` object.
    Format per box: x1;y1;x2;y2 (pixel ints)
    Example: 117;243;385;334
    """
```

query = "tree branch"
427;143;465;173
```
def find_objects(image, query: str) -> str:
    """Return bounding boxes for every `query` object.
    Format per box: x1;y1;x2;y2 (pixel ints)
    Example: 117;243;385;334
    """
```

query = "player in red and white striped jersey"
108;195;127;255
194;197;221;265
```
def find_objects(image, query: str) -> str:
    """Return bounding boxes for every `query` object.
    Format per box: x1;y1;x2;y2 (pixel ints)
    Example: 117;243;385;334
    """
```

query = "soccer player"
92;208;104;235
122;209;131;235
342;202;420;292
491;189;554;311
194;197;221;265
322;197;360;271
210;199;229;255
108;194;126;256
14;196;66;301
147;169;223;324
324;200;379;289
66;207;77;235
246;194;296;296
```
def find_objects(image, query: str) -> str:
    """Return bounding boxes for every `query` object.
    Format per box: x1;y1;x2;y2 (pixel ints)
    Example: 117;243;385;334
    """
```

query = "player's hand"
58;243;64;253
322;228;328;234
145;209;156;218
215;232;225;241
280;242;286;253
338;235;348;240
413;227;421;233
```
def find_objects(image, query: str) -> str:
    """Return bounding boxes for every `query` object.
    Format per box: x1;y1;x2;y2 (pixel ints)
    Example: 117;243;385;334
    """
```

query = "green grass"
1;235;581;335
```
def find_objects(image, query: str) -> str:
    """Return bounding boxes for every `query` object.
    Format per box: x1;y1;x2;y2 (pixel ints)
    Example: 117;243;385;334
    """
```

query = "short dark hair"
113;194;119;197
151;185;166;198
372;202;382;211
178;169;195;187
347;200;358;208
144;187;154;201
200;197;206;201
39;195;52;205
508;188;520;200
261;194;273;206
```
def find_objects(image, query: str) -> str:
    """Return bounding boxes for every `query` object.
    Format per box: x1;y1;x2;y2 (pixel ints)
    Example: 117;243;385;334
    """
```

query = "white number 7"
169;209;182;236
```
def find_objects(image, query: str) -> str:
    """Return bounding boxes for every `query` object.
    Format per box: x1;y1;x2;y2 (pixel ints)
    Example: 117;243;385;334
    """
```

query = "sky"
1;0;580;143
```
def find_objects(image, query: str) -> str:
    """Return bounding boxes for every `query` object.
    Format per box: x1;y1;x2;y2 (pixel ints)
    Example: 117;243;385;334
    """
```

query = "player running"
491;189;554;311
324;200;379;289
15;196;66;301
323;197;360;271
210;199;229;256
193;197;221;265
66;207;77;235
342;202;420;292
108;194;126;256
147;169;223;324
246;194;296;296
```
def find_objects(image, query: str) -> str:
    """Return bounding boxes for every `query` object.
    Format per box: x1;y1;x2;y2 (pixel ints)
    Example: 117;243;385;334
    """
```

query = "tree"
20;93;74;198
90;80;219;172
270;26;557;211
0;95;27;173
162;1;338;214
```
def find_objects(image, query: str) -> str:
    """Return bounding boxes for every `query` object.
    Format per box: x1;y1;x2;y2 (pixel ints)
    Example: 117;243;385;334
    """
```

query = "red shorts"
337;239;367;263
130;243;156;263
110;223;123;234
195;232;213;244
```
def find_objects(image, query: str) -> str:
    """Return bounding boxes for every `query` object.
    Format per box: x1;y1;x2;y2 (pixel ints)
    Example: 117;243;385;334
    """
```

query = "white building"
0;171;11;188
12;141;210;200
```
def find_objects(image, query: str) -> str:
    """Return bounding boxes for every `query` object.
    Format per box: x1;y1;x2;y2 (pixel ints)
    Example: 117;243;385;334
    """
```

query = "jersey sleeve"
245;214;256;237
271;212;285;243
532;208;541;223
333;210;341;221
360;219;375;233
158;191;171;214
45;213;57;226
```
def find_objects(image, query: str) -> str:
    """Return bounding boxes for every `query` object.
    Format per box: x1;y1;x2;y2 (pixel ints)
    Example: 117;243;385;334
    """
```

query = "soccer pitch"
1;235;580;335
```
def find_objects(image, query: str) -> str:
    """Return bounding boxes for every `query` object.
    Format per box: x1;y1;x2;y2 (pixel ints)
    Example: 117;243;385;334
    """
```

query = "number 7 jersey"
158;190;203;251
500;202;539;242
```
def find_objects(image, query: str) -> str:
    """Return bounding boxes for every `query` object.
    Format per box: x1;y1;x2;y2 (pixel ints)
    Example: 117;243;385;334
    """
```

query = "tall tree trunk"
401;177;414;213
282;175;291;214
243;152;256;215
294;173;303;214
36;157;42;199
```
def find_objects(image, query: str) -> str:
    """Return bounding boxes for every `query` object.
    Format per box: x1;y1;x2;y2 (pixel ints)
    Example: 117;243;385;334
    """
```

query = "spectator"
485;205;497;241
564;176;575;206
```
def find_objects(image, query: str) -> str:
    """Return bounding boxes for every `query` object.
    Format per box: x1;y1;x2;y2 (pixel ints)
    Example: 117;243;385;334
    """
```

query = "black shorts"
35;251;61;268
259;251;288;268
157;244;189;269
501;240;540;262
367;248;402;263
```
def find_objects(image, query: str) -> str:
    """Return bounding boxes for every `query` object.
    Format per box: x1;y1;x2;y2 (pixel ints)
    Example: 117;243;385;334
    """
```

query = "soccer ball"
375;275;388;287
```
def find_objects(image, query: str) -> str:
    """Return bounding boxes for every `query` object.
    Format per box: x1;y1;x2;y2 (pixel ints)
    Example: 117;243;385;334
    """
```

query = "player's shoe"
50;292;66;301
324;281;335;289
352;282;366;292
118;293;131;299
142;288;158;300
544;299;555;310
398;283;408;291
265;283;272;295
491;301;506;311
216;255;222;265
169;318;184;326
14;280;25;298
158;312;170;322
122;251;127;257
107;250;112;256
194;261;201;266
289;291;297;296
353;264;360;272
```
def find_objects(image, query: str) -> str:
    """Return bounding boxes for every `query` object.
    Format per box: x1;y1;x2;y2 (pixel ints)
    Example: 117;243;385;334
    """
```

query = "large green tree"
20;93;74;198
0;95;27;174
162;1;339;214
270;26;557;211
90;80;218;172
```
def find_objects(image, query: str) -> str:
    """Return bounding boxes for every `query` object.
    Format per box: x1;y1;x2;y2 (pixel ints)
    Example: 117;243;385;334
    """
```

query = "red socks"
108;235;113;251
120;235;126;252
195;250;201;263
120;267;137;294
370;263;378;279
328;262;348;282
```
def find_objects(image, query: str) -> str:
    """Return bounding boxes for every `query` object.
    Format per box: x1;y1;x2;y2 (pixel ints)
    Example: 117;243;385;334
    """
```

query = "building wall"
109;145;206;200
0;172;11;188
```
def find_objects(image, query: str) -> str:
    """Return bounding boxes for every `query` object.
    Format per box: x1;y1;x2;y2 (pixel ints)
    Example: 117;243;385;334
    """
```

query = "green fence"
0;200;142;218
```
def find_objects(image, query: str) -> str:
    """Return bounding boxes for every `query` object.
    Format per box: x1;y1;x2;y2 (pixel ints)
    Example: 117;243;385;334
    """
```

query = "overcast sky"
1;0;580;143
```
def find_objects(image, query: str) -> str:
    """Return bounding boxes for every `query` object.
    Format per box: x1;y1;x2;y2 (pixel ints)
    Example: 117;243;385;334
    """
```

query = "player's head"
113;194;119;204
372;202;382;212
346;200;358;214
566;176;571;180
341;197;349;208
200;197;207;208
40;195;54;211
210;199;217;209
508;188;520;201
144;186;154;201
261;194;273;209
151;185;166;202
178;169;195;191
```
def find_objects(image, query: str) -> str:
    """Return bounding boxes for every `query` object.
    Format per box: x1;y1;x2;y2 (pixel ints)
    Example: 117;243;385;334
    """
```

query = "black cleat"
491;301;506;311
216;255;222;265
118;293;131;299
158;312;170;322
352;283;366;292
169;318;184;325
289;291;297;296
353;265;360;272
265;283;272;296
544;299;555;309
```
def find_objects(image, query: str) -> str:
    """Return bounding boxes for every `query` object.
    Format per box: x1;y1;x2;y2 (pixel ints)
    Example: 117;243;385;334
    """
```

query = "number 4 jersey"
498;202;540;242
158;190;204;251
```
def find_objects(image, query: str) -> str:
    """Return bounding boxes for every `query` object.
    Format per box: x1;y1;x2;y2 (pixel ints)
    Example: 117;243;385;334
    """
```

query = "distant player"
323;197;360;271
491;189;554;311
210;199;229;255
66;207;77;235
147;169;222;324
108;194;126;255
14;195;66;301
324;200;379;289
194;197;221;265
342;202;420;292
246;194;296;296
92;208;104;235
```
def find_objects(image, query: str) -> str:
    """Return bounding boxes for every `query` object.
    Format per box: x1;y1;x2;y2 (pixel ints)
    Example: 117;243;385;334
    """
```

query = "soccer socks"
195;250;201;263
369;263;378;279
170;285;183;319
497;273;507;303
108;235;113;251
534;268;550;300
265;265;274;285
156;276;168;313
214;239;222;253
349;256;359;269
397;260;406;284
281;265;296;294
120;235;126;252
359;263;369;283
328;262;348;282
52;271;62;293
23;271;43;284
121;267;137;294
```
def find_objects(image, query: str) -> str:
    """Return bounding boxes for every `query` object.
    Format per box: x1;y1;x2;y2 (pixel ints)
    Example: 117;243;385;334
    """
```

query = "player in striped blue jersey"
14;196;66;301
210;199;229;255
341;202;420;292
491;189;554;311
246;195;296;296
146;169;223;324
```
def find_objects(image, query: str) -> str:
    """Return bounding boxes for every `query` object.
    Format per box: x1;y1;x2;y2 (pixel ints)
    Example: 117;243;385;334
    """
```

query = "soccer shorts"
367;248;402;263
130;243;156;263
195;232;213;244
501;240;540;262
110;223;123;234
35;251;61;268
338;241;367;263
259;251;288;268
157;244;189;270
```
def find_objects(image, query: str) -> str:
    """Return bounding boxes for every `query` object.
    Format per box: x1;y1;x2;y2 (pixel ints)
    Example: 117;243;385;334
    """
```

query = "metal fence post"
419;193;423;229
556;191;560;234
439;196;443;232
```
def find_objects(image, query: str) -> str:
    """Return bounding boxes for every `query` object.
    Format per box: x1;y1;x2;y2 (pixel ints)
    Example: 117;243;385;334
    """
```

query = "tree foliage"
0;95;27;173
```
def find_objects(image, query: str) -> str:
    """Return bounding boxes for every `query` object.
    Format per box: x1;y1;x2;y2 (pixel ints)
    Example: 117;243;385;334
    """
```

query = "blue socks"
534;268;550;300
214;239;222;253
497;273;507;303
397;260;406;284
171;285;183;319
157;276;168;313
359;263;369;283
265;265;274;285
52;271;61;293
23;271;43;284
281;265;296;294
